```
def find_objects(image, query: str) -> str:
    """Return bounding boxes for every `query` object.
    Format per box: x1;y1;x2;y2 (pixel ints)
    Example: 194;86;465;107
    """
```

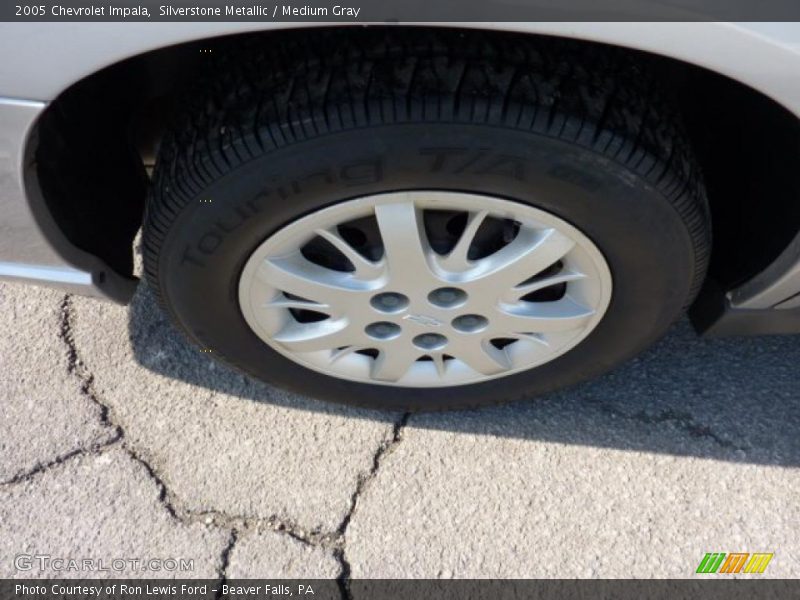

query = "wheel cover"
238;191;612;388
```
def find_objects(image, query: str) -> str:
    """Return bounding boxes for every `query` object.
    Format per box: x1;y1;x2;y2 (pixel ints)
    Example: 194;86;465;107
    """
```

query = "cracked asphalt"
1;272;799;582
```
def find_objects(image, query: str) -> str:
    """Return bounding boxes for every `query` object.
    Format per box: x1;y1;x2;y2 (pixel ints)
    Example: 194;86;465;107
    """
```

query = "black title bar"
2;0;800;22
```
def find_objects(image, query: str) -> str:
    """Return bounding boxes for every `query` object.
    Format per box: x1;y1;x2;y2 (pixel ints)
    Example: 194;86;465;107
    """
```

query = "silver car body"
1;22;799;319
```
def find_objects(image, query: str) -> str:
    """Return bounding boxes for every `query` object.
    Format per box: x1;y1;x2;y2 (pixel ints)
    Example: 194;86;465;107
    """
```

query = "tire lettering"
197;231;223;254
244;191;269;214
421;147;525;181
213;204;251;234
421;147;468;172
452;149;490;174
340;158;383;186
548;164;601;191
475;155;525;181
290;170;336;195
180;246;206;267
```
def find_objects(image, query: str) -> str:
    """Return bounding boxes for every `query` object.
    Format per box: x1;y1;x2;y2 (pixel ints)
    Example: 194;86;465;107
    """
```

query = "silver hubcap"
239;191;612;387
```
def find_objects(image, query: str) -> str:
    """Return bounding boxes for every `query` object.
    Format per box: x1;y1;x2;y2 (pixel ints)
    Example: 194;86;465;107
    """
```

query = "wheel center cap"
403;313;444;327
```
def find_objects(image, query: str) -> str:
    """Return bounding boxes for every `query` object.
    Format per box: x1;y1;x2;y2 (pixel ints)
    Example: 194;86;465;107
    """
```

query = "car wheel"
142;30;710;411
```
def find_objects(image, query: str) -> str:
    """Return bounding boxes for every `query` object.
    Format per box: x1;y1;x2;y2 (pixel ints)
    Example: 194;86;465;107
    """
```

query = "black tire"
143;29;710;411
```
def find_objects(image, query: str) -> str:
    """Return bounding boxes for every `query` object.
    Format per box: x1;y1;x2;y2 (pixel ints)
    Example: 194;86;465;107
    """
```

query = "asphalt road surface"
2;274;799;580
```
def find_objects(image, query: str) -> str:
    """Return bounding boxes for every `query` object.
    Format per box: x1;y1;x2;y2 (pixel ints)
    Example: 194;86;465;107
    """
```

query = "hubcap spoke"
257;256;364;315
508;270;587;301
371;343;422;382
329;345;368;363
239;191;611;388
494;297;596;334
438;209;490;272
505;332;550;346
273;320;354;353
431;353;448;377
265;294;330;311
454;340;512;375
313;227;384;279
465;228;575;290
374;199;435;285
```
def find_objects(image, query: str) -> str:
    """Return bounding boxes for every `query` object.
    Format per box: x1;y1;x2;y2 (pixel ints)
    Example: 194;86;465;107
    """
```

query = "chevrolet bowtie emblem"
402;314;444;327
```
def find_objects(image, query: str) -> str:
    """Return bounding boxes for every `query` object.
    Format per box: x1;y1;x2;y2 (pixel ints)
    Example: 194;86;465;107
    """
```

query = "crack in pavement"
124;447;181;520
53;294;348;569
334;412;410;600
59;295;124;439
0;438;121;487
185;510;341;548
214;529;238;599
40;294;413;588
598;403;747;451
0;296;124;486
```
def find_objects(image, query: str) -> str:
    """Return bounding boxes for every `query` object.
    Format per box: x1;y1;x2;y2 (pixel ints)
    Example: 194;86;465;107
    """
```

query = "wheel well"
31;26;800;288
